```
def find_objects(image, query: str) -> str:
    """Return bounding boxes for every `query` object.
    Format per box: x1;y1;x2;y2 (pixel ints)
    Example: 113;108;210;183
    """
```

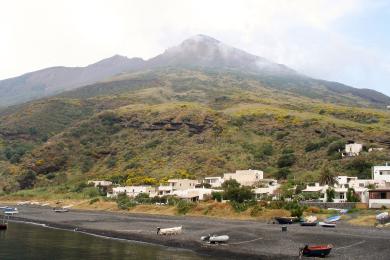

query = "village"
88;142;390;210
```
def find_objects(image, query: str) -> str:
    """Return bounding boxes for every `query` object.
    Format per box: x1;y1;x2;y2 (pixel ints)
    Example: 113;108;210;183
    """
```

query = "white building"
253;179;280;199
204;177;224;188
223;169;263;186
301;176;386;203
343;143;363;157
157;179;199;196
372;164;390;182
88;180;112;187
368;189;390;208
108;185;156;198
172;188;221;201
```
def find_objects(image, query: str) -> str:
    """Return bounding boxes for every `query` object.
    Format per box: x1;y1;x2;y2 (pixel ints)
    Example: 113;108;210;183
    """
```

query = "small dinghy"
157;226;182;235
275;217;299;224
201;234;229;244
319;221;336;228
300;216;318;226
376;212;389;224
299;244;333;257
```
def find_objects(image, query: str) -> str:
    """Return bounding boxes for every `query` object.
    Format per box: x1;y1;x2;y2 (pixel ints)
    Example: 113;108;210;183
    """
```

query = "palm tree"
319;166;338;186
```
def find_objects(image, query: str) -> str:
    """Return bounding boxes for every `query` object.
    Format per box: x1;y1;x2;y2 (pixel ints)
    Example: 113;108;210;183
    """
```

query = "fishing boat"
299;244;333;257
319;221;336;228
275;217;298;224
300;216;318;226
53;208;69;213
157;226;182;235
201;234;229;244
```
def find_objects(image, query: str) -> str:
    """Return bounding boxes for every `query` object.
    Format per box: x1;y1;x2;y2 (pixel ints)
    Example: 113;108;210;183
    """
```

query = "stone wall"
299;201;361;209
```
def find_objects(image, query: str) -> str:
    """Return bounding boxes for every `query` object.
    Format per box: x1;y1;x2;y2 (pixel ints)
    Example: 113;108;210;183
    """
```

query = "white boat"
319;222;336;228
157;226;182;235
201;234;229;243
4;208;19;215
376;212;389;221
325;215;341;223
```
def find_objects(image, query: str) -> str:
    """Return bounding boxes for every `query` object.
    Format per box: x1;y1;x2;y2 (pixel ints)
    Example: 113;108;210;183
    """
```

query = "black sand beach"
5;205;390;259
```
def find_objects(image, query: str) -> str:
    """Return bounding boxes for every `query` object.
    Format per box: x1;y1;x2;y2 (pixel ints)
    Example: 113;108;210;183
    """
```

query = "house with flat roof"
342;143;363;157
157;179;199;196
372;164;390;183
223;169;263;186
203;176;224;188
88;180;112;187
368;189;390;208
253;179;280;200
107;185;156;198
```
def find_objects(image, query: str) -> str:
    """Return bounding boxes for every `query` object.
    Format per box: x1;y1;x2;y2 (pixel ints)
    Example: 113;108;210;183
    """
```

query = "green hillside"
0;68;390;194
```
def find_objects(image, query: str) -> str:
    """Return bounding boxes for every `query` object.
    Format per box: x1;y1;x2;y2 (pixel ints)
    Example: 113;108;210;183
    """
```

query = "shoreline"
9;215;287;260
4;205;390;259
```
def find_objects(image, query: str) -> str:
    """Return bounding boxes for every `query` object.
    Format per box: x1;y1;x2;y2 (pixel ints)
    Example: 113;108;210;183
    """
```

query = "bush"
176;200;195;215
275;168;291;180
326;188;335;202
230;200;256;212
305;206;321;214
277;153;296;168
89;198;100;204
327;140;345;156
250;204;263;217
83;187;100;198
116;193;137;210
211;191;223;202
17;170;37;189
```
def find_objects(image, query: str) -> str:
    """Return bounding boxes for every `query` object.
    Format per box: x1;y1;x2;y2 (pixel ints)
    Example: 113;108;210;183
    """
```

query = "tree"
277;153;296;168
319;166;338;186
17;170;36;189
221;179;240;190
326;188;335;202
347;188;360;202
275;168;291;180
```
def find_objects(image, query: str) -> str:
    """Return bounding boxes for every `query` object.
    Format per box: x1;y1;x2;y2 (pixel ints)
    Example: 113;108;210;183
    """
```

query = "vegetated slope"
0;55;145;107
0;68;390;194
1;34;389;108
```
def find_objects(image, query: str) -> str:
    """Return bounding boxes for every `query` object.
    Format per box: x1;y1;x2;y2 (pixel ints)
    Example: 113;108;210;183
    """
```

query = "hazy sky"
1;0;389;95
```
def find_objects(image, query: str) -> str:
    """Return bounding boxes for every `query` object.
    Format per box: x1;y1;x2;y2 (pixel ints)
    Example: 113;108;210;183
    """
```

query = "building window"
381;192;386;199
339;193;345;199
359;183;364;187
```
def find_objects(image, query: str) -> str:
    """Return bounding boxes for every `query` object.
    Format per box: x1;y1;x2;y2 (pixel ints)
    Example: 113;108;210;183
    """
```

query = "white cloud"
1;0;389;95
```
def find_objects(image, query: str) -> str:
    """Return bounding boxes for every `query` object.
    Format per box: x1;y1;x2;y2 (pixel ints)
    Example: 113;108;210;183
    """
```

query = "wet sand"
5;205;390;259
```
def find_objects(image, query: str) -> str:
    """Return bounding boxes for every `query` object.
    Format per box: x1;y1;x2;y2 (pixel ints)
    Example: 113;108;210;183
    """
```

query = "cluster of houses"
89;164;390;209
91;169;279;203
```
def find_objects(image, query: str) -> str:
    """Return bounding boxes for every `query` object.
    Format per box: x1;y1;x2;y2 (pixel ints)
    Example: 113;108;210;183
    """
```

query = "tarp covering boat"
157;226;182;235
325;215;341;223
201;234;229;243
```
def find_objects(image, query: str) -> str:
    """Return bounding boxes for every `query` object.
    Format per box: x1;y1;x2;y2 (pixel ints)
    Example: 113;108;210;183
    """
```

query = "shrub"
17;170;37;189
347;188;360;202
89;198;100;204
116;193;136;210
176;200;195;215
211;191;223;202
277;153;296;168
250;204;263;217
275;168;291;180
83;187;100;198
326;188;335;202
305;206;321;214
327;140;345;155
230;200;256;212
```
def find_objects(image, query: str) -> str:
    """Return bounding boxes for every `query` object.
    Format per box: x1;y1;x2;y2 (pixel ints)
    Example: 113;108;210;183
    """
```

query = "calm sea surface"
0;222;209;260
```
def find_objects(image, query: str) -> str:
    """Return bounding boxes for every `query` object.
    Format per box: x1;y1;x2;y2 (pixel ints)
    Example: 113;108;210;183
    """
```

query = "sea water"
0;222;209;260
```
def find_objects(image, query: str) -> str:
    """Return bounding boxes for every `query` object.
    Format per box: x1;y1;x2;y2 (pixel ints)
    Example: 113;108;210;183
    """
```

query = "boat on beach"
299;244;333;257
300;216;318;226
319;222;336;228
274;217;299;224
4;208;19;215
157;226;182;235
201;234;229;244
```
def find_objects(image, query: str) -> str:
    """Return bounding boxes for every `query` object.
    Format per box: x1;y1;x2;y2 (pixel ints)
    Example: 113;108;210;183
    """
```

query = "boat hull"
275;217;298;224
300;222;318;226
301;246;332;257
319;222;336;228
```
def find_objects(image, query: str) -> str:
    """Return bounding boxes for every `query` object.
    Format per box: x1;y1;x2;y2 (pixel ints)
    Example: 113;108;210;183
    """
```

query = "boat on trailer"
299;244;333;257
